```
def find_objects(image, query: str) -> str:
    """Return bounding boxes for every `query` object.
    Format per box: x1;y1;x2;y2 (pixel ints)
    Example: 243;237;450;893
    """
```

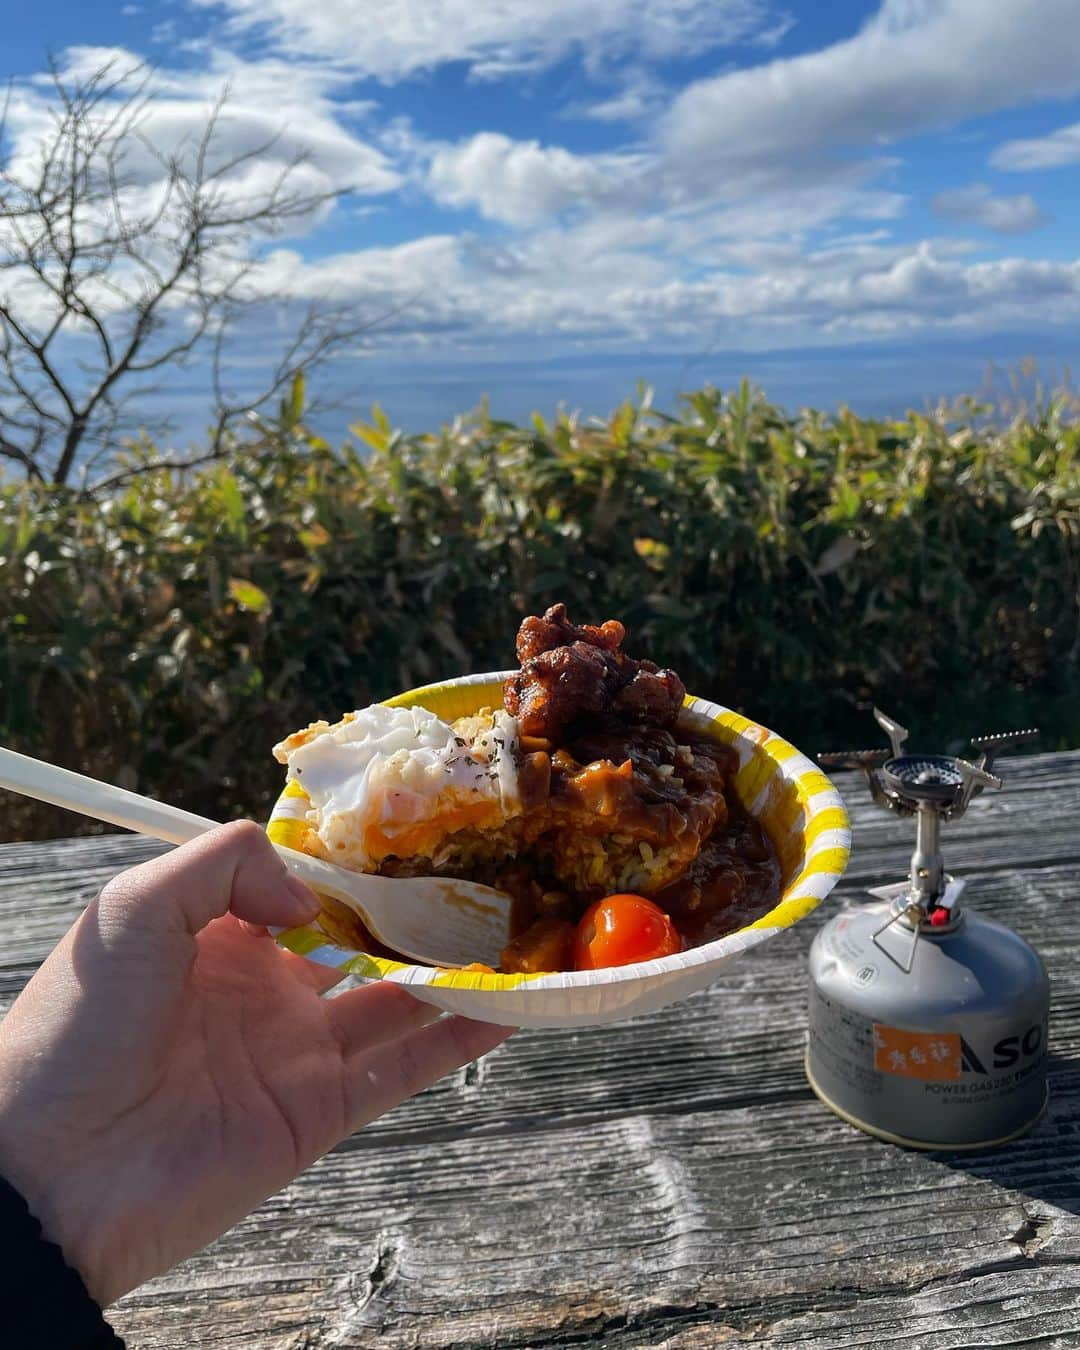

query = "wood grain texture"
2;753;1079;1348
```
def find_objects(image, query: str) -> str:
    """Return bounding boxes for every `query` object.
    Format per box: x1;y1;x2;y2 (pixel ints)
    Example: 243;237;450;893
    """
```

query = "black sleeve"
0;1175;125;1348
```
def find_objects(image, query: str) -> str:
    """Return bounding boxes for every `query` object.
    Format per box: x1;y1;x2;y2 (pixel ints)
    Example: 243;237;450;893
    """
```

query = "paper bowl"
268;672;850;1028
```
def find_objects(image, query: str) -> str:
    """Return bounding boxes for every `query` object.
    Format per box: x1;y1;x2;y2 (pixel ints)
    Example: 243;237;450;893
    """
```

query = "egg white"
273;704;521;871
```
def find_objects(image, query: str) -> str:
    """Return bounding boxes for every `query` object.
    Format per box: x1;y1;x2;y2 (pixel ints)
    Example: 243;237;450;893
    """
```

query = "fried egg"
272;704;521;871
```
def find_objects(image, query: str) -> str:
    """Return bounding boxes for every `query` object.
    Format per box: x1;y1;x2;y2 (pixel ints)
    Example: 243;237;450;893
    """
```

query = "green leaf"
289;371;306;424
227;578;271;614
633;537;671;568
350;420;389;452
298;522;330;550
812;534;861;578
15;491;34;554
217;472;246;534
833;478;860;521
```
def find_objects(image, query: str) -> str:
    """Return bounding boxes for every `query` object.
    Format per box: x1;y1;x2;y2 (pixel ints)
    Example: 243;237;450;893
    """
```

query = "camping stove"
805;710;1048;1149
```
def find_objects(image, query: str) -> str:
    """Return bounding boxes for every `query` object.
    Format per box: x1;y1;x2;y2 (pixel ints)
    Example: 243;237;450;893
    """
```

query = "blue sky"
5;0;1080;435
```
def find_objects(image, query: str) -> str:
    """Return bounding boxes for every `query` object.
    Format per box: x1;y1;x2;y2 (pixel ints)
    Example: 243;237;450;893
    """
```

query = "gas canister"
808;713;1048;1149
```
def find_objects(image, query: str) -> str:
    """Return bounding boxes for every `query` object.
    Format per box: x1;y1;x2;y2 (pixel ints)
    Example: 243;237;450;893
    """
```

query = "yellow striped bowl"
268;672;851;1027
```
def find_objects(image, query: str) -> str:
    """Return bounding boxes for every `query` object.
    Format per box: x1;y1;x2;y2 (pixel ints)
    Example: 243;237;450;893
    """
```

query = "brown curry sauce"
497;722;781;972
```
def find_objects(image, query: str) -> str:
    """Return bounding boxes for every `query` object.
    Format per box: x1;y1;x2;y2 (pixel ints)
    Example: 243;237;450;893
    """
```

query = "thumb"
97;820;321;936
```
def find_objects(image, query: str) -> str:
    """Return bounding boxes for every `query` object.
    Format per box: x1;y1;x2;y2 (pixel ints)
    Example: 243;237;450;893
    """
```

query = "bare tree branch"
85;444;245;497
0;57;369;487
0;425;46;479
0;302;79;414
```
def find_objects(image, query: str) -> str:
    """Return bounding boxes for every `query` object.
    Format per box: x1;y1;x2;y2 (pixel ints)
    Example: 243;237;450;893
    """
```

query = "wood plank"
107;1085;1080;1348
569;1268;1080;1348
0;834;167;1011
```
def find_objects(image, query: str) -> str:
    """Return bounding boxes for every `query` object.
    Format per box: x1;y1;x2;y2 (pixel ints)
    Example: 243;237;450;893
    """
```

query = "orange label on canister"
873;1025;961;1081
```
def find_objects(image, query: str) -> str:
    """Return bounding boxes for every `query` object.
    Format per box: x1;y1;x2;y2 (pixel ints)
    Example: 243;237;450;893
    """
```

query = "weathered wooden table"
3;752;1079;1348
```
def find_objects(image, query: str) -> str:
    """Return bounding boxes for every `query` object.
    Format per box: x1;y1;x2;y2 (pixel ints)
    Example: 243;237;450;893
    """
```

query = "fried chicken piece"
501;917;576;974
611;666;687;722
505;640;624;740
504;604;686;742
515;603;625;662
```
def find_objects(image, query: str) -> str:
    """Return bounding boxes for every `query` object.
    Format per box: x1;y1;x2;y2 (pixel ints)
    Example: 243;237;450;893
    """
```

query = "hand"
0;821;512;1305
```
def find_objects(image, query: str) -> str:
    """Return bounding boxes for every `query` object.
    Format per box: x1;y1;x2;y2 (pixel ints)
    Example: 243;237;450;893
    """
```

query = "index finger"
98;820;320;936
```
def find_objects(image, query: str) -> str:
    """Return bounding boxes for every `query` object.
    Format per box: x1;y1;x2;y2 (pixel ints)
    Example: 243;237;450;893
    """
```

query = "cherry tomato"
572;893;683;970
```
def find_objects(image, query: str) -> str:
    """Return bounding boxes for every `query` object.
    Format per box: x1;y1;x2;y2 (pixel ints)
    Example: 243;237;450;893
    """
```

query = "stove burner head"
882;754;965;805
818;713;1037;932
818;713;1034;821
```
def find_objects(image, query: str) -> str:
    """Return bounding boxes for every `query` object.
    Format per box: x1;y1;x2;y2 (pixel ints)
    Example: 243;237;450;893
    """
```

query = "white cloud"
19;45;400;206
570;71;668;125
192;0;779;81
421;106;906;229
582;89;656;123
251;237;477;334
750;14;795;47
991;122;1080;172
662;0;1080;179
243;231;1080;356
931;183;1045;234
426;133;644;226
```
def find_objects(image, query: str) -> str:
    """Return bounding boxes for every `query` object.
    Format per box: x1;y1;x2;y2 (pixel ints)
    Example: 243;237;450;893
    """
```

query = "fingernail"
284;874;321;921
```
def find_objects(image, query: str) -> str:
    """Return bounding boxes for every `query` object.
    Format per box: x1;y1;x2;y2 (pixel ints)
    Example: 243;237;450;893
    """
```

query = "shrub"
2;380;1077;841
